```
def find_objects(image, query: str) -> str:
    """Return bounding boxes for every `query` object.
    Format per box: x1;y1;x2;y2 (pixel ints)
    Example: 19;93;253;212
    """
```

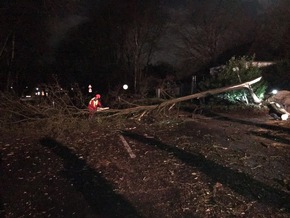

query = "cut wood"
119;135;136;158
97;107;110;111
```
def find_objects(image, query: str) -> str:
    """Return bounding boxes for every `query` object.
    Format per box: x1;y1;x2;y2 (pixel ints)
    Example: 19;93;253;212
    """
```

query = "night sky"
0;0;289;94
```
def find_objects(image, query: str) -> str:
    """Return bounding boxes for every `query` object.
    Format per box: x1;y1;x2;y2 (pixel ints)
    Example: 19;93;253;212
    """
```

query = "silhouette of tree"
175;0;256;74
54;0;167;94
0;1;82;93
119;0;167;93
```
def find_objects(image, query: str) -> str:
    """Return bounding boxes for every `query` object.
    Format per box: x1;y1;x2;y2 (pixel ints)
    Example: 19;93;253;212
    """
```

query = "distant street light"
123;84;128;90
88;84;92;93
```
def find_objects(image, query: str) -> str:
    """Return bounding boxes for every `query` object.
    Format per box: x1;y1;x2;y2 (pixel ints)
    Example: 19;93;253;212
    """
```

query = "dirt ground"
1;109;290;218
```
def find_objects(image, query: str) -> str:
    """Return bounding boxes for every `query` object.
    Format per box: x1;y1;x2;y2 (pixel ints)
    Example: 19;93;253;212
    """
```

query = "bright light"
271;89;278;95
88;84;92;93
232;67;239;72
123;84;128;90
281;114;288;121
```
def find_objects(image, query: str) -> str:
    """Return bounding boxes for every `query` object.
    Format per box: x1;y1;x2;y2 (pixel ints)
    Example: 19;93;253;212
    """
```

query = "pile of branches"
0;77;265;136
0;83;91;137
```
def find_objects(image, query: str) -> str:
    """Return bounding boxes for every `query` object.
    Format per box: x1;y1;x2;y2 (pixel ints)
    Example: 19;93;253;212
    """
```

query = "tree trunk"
157;77;262;108
106;77;263;118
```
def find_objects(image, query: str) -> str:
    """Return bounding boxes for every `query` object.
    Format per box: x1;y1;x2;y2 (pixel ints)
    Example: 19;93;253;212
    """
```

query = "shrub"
199;55;267;104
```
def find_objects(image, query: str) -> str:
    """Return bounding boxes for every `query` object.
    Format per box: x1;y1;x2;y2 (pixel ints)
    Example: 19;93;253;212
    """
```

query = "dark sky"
0;0;287;92
47;0;263;49
19;0;276;65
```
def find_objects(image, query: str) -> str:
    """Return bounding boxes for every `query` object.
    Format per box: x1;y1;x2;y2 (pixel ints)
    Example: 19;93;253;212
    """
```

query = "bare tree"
174;0;256;73
0;0;83;93
117;0;167;94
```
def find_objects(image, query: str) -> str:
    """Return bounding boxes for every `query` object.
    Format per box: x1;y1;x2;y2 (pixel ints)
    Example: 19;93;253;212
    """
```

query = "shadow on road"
122;131;290;213
204;111;290;133
206;112;290;146
251;131;290;146
40;137;141;218
0;152;5;218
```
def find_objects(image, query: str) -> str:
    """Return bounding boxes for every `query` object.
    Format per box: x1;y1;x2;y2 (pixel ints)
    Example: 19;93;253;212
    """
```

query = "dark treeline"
0;0;290;95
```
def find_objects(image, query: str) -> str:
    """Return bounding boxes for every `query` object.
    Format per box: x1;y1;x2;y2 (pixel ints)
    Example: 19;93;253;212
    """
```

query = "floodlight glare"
271;89;278;95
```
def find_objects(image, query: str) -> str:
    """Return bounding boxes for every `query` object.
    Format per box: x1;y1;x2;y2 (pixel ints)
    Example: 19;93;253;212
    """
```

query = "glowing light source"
123;84;128;90
271;89;278;95
281;114;288;121
88;84;92;93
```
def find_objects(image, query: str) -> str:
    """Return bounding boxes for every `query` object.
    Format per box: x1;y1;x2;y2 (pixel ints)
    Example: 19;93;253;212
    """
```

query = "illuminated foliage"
199;56;267;104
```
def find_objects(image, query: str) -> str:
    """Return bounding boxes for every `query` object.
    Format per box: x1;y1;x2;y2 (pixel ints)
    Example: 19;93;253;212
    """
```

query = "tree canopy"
0;0;290;94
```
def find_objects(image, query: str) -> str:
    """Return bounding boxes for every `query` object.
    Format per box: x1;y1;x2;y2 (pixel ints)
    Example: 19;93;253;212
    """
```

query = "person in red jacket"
88;94;102;117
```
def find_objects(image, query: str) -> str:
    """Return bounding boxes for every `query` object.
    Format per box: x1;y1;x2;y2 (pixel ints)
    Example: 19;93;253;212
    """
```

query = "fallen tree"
156;77;262;108
104;77;263;119
0;77;264;123
0;76;274;136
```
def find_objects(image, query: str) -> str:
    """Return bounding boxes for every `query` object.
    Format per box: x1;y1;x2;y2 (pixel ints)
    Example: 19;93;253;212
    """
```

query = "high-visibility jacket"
88;97;102;111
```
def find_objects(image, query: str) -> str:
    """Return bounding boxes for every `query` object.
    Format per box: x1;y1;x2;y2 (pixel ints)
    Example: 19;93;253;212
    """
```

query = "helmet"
95;94;101;99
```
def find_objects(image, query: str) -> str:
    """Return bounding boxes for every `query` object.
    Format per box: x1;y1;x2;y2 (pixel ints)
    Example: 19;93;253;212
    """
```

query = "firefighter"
88;94;102;118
